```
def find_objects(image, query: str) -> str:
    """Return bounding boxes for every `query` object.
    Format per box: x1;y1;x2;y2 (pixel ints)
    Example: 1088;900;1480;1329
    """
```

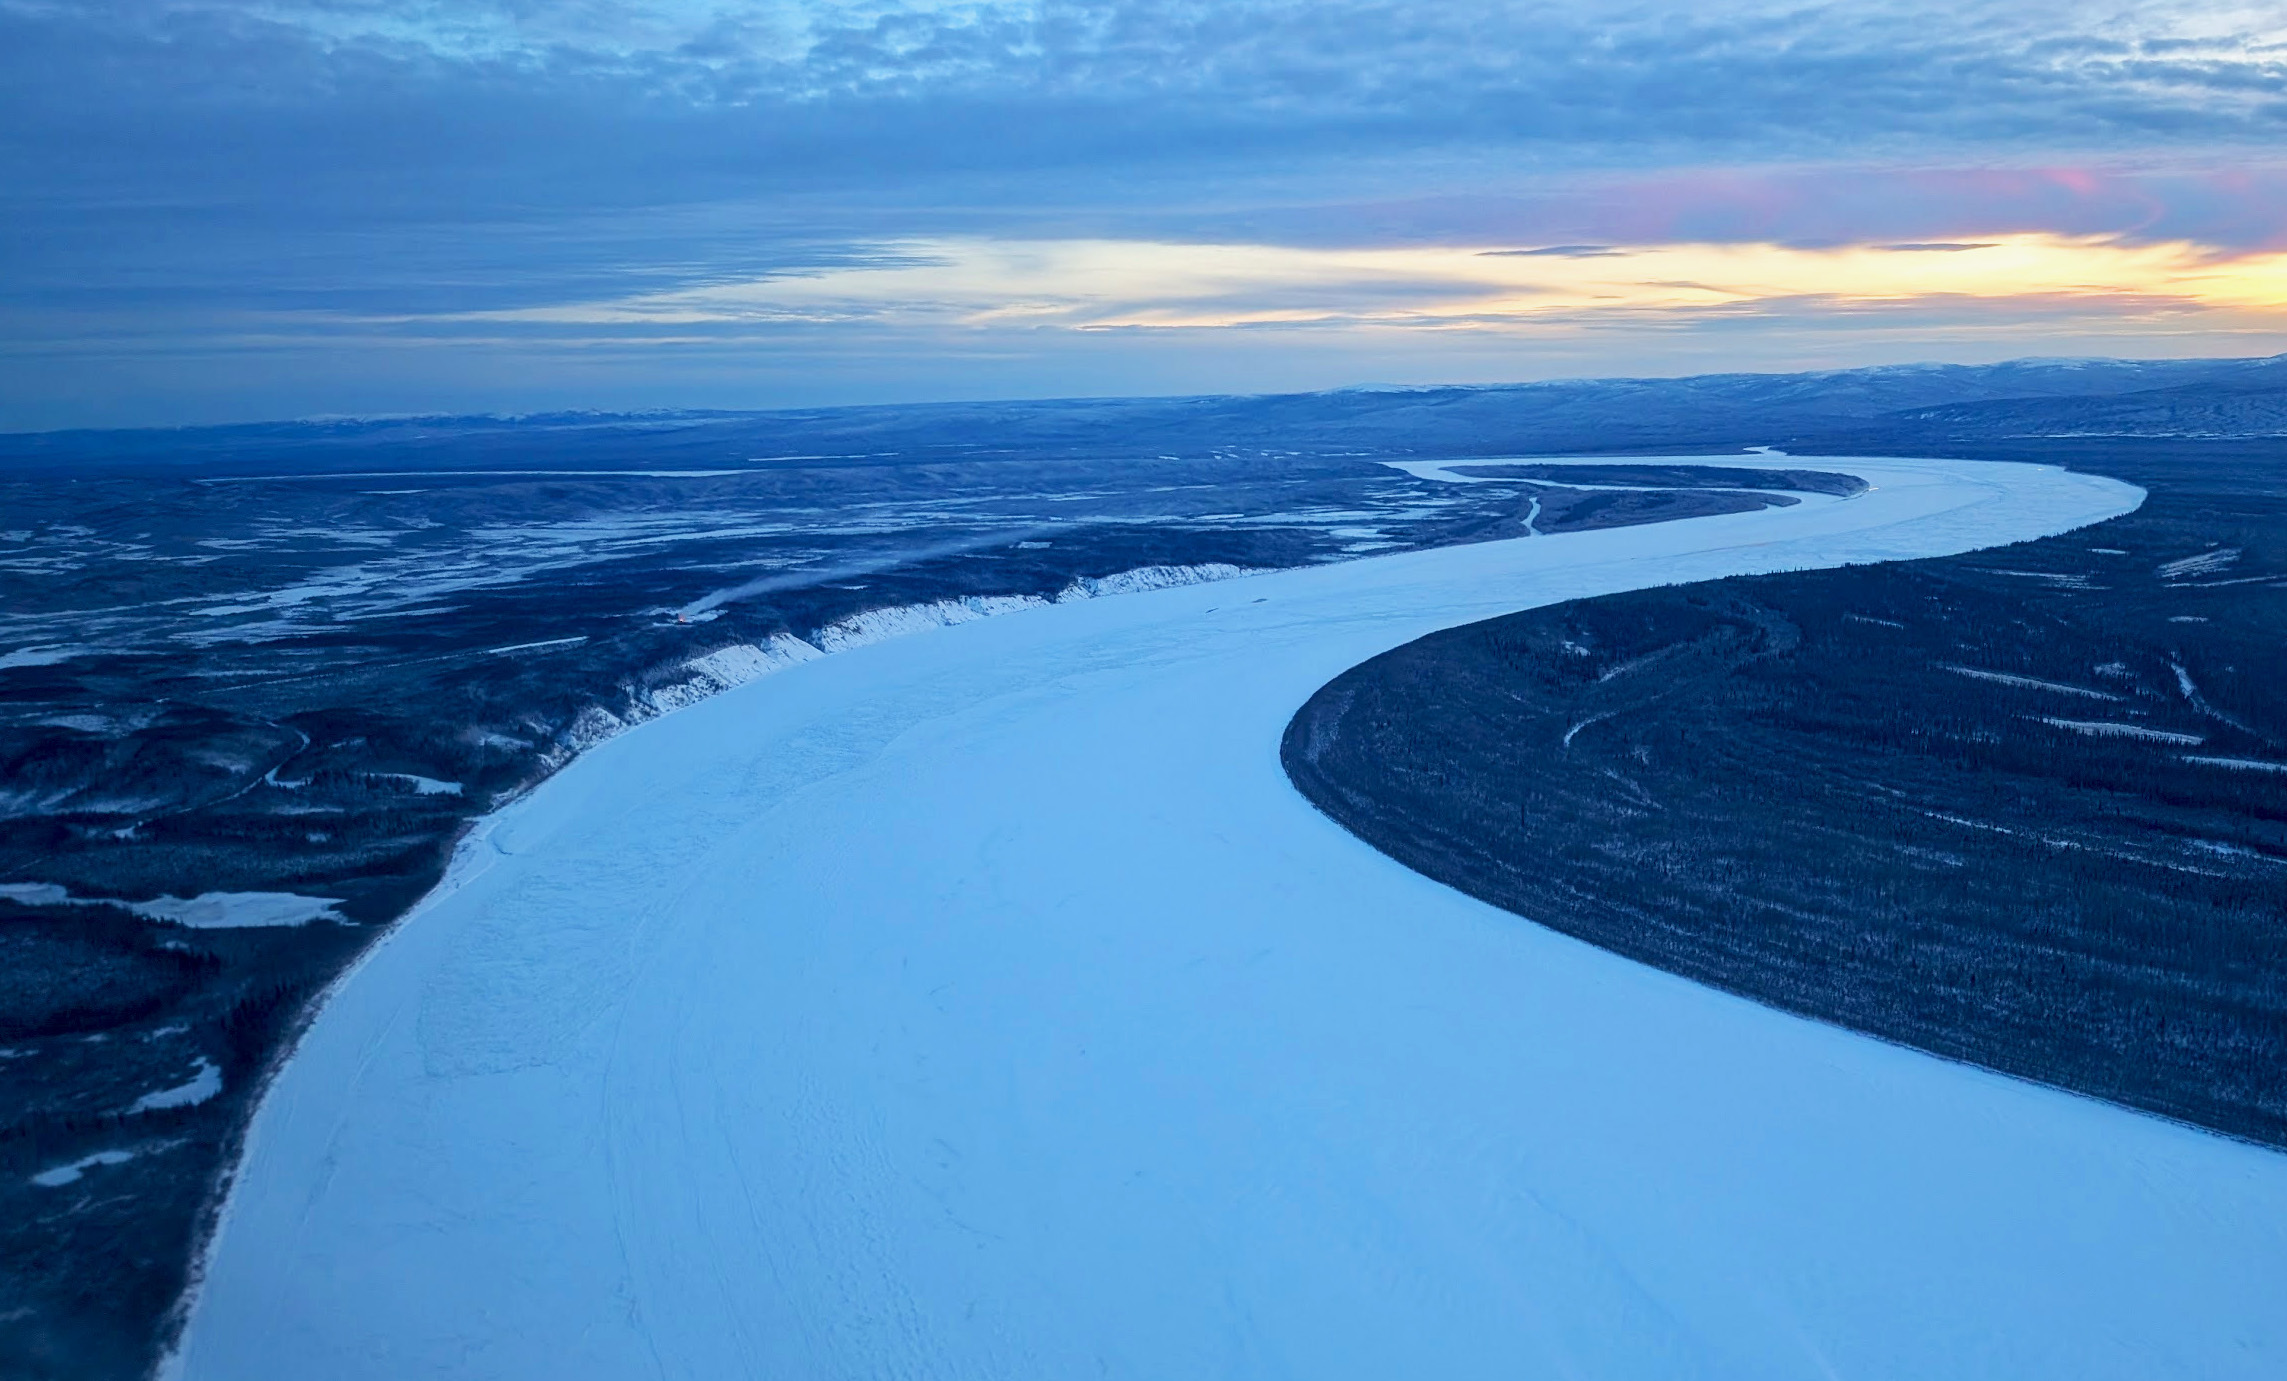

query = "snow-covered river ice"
172;455;2287;1380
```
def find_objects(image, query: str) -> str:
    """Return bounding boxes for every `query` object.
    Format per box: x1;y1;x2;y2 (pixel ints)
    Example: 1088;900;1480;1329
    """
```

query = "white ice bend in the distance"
173;456;2287;1381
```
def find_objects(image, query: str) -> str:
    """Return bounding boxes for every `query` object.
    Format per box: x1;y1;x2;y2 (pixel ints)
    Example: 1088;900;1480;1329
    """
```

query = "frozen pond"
173;456;2287;1380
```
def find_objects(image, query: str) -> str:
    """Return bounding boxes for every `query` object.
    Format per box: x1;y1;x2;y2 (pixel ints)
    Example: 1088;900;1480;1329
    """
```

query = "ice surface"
172;456;2287;1381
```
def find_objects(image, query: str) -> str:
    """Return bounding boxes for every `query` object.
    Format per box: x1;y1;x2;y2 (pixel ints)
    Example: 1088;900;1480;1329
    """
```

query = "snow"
2184;755;2287;773
1380;458;1509;484
2168;659;2258;739
199;469;750;483
640;637;825;714
39;713;118;733
1378;456;1837;498
802;570;1258;657
811;596;1051;652
129;1059;222;1114
173;456;2287;1381
0;645;87;670
525;640;827;751
0;882;70;907
2157;547;2241;580
129;892;346;928
370;773;464;796
1058;562;1256;599
31;1149;135;1188
0;883;345;927
2035;717;2206;744
1943;664;2122;700
684;637;820;684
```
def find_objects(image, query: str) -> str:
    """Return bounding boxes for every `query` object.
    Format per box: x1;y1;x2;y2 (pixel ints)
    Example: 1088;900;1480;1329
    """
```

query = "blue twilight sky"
4;0;2286;428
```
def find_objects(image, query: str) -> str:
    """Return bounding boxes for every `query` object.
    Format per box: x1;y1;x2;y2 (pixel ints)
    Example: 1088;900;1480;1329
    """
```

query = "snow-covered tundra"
174;455;2287;1380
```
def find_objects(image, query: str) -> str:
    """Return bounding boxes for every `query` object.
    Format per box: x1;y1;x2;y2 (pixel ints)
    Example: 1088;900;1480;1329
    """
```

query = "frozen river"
173;455;2287;1379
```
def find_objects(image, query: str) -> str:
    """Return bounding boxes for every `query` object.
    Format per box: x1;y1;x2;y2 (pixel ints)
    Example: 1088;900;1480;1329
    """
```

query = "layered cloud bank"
5;0;2286;424
476;231;2287;336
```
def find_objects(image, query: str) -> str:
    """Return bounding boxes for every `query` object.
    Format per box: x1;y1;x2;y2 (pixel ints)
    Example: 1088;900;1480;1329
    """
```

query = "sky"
4;0;2286;428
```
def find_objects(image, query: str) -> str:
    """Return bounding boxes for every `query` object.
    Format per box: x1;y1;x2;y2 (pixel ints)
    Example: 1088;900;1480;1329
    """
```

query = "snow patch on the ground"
2185;755;2287;773
39;713;120;733
0;645;88;670
2170;659;2261;739
1942;664;2123;700
31;1149;136;1188
133;893;346;928
2158;547;2241;580
368;773;463;796
0;882;72;907
485;636;589;656
129;1059;222;1114
0;883;345;927
2035;717;2205;744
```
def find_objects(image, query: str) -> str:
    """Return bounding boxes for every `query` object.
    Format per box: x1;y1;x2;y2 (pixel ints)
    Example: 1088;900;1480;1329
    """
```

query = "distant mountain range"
5;352;2285;473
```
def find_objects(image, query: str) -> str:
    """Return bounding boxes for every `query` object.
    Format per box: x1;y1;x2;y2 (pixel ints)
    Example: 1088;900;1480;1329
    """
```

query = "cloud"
6;0;2287;425
8;1;2285;216
435;233;2287;333
1482;246;1626;259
